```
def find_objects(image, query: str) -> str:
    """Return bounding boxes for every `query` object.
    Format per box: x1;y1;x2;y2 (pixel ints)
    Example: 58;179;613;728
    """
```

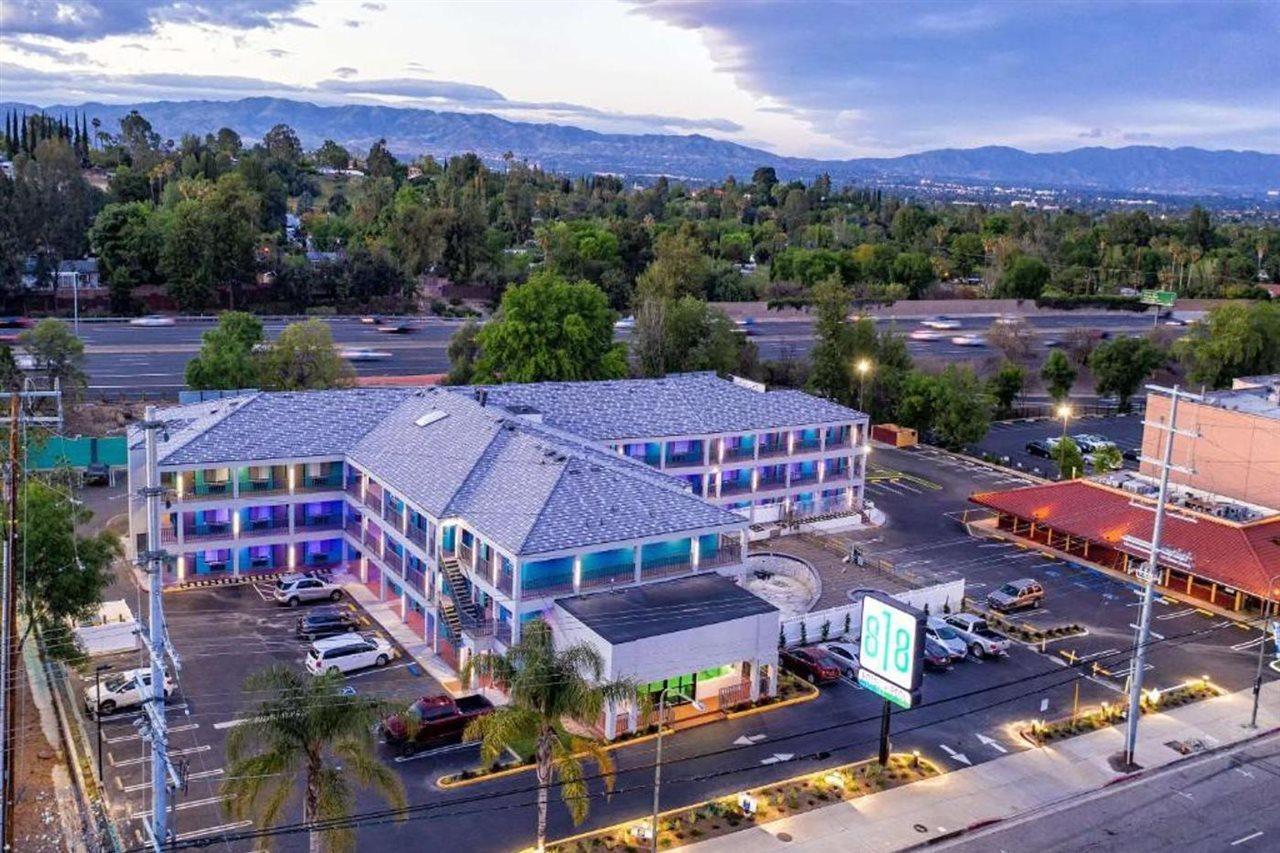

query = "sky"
0;0;1277;158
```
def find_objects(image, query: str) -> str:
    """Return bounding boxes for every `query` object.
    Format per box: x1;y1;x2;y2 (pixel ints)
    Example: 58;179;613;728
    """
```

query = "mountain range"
5;97;1278;197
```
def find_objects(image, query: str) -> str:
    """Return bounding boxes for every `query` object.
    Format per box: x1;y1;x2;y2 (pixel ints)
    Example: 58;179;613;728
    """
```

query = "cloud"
633;0;1280;154
406;61;429;71
266;48;290;58
361;2;386;10
0;0;310;41
316;77;506;102
3;37;97;65
332;67;359;79
344;20;361;28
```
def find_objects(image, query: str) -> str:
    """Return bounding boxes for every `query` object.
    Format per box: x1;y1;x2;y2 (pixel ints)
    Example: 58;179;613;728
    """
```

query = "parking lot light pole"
1249;573;1280;729
855;358;872;413
94;663;111;782
651;688;705;853
1055;403;1072;479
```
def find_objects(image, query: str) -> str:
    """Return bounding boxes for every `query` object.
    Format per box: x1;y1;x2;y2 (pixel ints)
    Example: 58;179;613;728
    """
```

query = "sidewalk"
687;680;1280;852
340;579;466;695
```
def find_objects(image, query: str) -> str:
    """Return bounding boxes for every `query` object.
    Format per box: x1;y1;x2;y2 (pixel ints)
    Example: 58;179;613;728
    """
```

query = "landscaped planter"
546;753;940;852
1017;678;1222;747
964;601;1085;644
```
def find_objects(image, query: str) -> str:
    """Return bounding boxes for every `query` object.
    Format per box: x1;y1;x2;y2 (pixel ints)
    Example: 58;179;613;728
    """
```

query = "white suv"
305;633;395;676
274;572;343;607
84;667;175;716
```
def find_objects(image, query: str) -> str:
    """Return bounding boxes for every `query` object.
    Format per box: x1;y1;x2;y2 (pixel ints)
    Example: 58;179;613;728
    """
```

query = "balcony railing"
405;566;427;596
344;479;363;500
160;527;178;544
722;444;756;462
362;528;382;553
494;621;513;646
242;519;289;538
521;578;575;598
190;481;233;499
363;488;383;512
298;514;341;532
699;542;743;569
720;479;753;496
790;472;819;486
384;506;405;530
184;523;234;542
757;443;787;459
825;435;852;450
344;518;363;539
824;468;851;483
627;454;662;468
241;479;287;496
641;554;694;580
458;543;475;567
383;549;404;574
497;568;514;596
756;476;787;491
664;450;704;468
406;525;428;550
578;564;636;592
793;439;822;454
298;473;344;492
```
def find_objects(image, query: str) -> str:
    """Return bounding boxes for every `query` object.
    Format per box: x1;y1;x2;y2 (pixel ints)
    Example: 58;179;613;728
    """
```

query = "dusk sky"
1;0;1276;157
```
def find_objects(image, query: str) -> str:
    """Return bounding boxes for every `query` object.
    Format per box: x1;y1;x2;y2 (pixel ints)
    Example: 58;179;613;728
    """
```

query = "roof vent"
414;410;449;428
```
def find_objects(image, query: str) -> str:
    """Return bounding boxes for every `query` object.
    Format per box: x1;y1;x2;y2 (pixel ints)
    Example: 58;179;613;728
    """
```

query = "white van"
84;667;175;716
305;633;395;676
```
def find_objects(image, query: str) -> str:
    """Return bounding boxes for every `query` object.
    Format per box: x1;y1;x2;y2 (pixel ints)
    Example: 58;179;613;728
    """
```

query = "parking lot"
75;578;439;849
970;413;1146;478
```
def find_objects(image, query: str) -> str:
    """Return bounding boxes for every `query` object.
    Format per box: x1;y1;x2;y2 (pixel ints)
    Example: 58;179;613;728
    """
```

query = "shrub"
820;619;831;642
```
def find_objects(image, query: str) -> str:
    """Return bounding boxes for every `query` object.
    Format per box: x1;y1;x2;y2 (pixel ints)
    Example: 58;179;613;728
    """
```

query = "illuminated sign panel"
857;593;924;708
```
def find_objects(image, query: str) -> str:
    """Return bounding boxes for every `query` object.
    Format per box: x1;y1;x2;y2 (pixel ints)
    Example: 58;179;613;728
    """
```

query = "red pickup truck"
381;694;494;757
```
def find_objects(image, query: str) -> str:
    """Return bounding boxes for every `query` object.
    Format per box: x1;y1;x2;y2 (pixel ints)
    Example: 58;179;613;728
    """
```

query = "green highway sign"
857;592;924;709
1141;289;1176;307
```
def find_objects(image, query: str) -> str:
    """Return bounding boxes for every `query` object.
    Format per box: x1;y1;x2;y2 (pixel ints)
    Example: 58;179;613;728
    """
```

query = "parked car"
83;462;110;486
1072;434;1116;453
1025;440;1053;458
820;641;861;678
380;694;495;757
780;646;841;685
295;607;360;641
986;578;1045;612
923;637;956;670
274;572;343;607
305;633;395;676
924;617;968;660
84;667;174;716
945;614;1012;659
1122;446;1141;462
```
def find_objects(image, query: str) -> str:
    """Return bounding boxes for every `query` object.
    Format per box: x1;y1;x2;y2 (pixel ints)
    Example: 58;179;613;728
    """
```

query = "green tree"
1089;337;1165;412
1040;350;1077;402
635;230;709;301
161;173;260;311
20;318;87;394
261;123;302;164
464;620;637;852
806;276;852;403
184;311;265;390
313;139;351;169
474;271;626;383
890;251;935;298
1091;444;1123;473
988;362;1025;418
896;370;941;433
256;319;356;391
636;296;753;378
1055;436;1086;480
89;201;164;313
931;365;992;449
995;255;1050;299
222;666;406;853
1173;301;1280;389
17;477;119;655
445;319;481;385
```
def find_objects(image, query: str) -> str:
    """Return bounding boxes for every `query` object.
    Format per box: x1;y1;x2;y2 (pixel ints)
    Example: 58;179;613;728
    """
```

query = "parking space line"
112;745;211;768
105;722;199;744
175;820;252;841
131;795;228;820
123;768;224;793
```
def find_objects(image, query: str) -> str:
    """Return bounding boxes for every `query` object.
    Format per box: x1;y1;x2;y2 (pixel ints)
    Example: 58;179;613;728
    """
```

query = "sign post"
857;593;925;765
1141;290;1176;327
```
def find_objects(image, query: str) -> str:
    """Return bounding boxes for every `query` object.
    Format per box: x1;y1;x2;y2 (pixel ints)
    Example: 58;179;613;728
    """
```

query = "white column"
603;699;618;740
633;547;642;584
767;662;778;697
749;659;761;701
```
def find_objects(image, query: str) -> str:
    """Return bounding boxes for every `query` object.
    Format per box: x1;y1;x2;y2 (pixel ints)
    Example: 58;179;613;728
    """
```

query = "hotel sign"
857;592;924;709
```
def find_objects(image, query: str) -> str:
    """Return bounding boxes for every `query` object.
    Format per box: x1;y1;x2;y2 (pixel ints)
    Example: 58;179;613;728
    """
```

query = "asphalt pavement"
972;413;1146;478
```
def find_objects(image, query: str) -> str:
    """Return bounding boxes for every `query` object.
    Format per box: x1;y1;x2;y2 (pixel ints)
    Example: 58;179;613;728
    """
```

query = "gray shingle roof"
155;388;413;465
467;372;865;440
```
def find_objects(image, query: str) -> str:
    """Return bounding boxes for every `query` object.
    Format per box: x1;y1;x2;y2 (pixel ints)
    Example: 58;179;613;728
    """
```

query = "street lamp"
651;686;706;853
855;358;872;413
1249;573;1280;729
1056;403;1072;479
93;663;112;782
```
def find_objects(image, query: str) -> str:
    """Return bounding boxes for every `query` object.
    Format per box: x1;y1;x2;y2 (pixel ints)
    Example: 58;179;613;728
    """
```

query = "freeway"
75;310;1181;396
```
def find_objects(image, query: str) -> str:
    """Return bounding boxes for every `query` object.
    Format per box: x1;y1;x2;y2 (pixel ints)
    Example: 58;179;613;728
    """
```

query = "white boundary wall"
779;579;966;647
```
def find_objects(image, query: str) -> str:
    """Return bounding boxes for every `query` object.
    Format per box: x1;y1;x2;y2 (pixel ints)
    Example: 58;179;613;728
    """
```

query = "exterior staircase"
440;557;481;621
437;557;491;645
438;597;463;638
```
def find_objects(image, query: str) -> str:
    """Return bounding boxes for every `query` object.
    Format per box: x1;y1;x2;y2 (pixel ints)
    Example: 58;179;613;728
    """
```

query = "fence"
28;435;126;470
779;578;966;647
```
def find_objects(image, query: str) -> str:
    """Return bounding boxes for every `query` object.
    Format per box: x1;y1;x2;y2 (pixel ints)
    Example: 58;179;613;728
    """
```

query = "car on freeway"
129;315;176;327
924;617;968;660
375;323;414;334
84;667;174;716
949;334;985;346
295;606;360;640
360;315;382;324
986;578;1046;612
305;633;395;676
820;640;861;678
614;316;635;329
381;694;495;757
923;637;956;670
944;614;1011;659
1025;439;1054;458
274;572;344;607
909;328;945;341
780;646;842;685
994;314;1022;326
1164;316;1187;326
339;347;393;361
921;316;961;330
0;317;31;329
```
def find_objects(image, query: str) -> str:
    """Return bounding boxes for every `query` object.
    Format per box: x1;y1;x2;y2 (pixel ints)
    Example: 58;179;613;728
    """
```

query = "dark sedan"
780;647;842;685
923;637;956;671
1025;440;1053;458
295;607;360;641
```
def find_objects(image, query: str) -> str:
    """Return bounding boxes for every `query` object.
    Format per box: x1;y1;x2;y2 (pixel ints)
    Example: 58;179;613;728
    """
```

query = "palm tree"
221;666;406;853
463;619;641;852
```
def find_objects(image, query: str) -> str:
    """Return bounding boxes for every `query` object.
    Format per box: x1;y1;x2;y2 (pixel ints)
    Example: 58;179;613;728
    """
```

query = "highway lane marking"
1230;832;1263;846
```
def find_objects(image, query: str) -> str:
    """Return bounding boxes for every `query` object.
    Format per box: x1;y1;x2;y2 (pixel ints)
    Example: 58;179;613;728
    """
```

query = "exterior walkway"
341;579;466;696
687;680;1280;852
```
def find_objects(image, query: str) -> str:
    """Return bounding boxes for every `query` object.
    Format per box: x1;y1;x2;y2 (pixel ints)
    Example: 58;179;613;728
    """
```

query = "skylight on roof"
414;411;449;428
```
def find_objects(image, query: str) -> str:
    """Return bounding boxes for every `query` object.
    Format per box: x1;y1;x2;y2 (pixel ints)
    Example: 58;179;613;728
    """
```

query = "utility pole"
1;395;19;850
138;407;181;850
1122;384;1200;768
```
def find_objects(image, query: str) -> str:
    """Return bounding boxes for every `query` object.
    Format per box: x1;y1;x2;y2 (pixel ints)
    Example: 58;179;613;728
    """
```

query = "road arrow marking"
976;734;1008;753
1040;698;1050;713
939;745;972;765
734;734;768;746
760;753;794;765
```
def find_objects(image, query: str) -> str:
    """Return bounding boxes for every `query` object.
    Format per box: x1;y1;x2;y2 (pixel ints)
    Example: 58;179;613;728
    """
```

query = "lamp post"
93;663;112;782
651;687;705;853
1250;573;1280;729
1055;403;1072;479
855;358;872;413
